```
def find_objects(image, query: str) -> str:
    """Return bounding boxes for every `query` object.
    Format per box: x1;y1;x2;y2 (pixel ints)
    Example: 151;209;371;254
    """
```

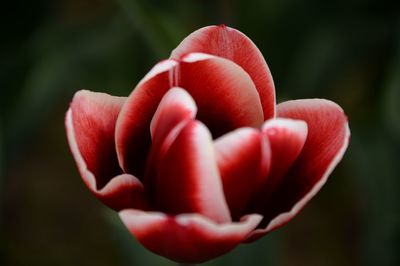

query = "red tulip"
65;25;350;263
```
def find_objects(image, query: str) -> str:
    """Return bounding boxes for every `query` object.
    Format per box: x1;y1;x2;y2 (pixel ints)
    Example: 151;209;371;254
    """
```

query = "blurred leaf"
349;128;400;266
383;30;400;141
116;0;179;58
4;16;141;165
283;25;342;98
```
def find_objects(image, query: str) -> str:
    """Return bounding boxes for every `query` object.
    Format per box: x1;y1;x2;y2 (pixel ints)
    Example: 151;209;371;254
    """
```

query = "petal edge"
119;209;262;263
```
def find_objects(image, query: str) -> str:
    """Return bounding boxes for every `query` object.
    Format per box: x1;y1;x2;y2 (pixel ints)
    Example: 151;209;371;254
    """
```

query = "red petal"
145;88;197;194
152;120;231;224
247;99;350;241
116;54;263;177
179;53;264;137
171;25;276;119
244;119;307;240
116;60;178;177
214;128;271;220
119;209;262;263
66;90;124;189
261;118;308;197
65;91;148;210
150;87;197;148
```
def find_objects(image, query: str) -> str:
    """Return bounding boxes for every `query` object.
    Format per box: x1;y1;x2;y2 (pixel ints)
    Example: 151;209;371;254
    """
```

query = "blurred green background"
1;0;399;265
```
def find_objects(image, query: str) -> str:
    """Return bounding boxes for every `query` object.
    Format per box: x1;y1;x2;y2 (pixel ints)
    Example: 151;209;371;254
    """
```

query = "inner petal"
151;120;231;223
178;53;264;138
171;25;276;119
215;128;271;220
116;53;264;178
145;87;198;197
249;118;308;228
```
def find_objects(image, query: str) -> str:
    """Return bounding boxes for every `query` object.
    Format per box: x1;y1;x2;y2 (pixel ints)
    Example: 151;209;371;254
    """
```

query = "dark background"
1;0;399;265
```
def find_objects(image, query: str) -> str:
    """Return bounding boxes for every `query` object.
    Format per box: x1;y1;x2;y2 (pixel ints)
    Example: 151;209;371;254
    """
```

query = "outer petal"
115;53;263;177
115;60;177;178
171;25;276;118
247;99;350;241
214;128;271;220
119;209;262;263
65;91;148;210
152;120;231;224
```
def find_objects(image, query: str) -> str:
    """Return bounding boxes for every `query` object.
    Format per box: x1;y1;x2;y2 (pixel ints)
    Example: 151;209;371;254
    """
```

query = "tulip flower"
65;25;350;263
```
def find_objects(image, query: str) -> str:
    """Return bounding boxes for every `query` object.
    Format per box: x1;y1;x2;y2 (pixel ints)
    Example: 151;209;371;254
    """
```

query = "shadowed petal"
246;99;350;241
260;119;308;199
119;209;262;263
115;60;177;178
171;25;276;119
179;53;264;138
152;120;231;224
65;92;148;210
215;128;271;220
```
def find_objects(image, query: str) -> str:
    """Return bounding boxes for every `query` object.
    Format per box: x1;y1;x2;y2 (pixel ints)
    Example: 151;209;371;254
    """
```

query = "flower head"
65;25;350;263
